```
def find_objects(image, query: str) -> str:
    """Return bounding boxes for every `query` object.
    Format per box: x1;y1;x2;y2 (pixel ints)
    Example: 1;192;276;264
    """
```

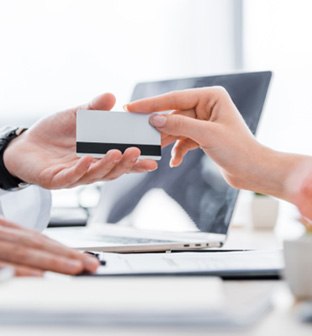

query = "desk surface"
0;226;311;336
0;281;311;336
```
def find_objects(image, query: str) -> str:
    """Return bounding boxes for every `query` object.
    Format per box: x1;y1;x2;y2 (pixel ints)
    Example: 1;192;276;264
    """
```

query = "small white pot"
251;195;279;230
283;235;312;300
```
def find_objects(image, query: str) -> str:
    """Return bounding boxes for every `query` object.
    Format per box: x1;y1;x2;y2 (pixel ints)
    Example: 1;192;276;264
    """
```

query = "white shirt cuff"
0;186;51;231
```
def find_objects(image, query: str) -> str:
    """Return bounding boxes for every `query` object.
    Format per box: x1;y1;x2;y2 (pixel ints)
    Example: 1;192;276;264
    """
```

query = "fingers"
49;156;94;189
0;261;43;277
170;139;199;167
40;238;99;273
74;147;141;183
53;148;157;187
14;265;43;277
149;114;211;147
125;89;202;113
74;150;158;182
129;159;158;173
102;147;141;180
0;239;84;275
125;87;228;115
19;232;100;273
0;216;26;230
74;150;123;185
161;133;180;148
0;223;99;275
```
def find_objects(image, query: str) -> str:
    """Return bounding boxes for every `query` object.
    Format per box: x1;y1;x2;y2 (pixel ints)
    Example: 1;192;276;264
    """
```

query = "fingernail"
131;156;139;163
123;104;129;112
150;114;167;127
106;150;115;158
84;257;100;270
169;159;176;168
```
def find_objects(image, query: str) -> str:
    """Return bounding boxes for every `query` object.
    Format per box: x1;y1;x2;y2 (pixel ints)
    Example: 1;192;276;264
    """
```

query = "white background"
244;0;312;155
0;0;237;125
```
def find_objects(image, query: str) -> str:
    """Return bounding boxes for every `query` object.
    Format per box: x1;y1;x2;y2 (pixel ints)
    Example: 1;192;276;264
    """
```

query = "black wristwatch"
0;127;29;191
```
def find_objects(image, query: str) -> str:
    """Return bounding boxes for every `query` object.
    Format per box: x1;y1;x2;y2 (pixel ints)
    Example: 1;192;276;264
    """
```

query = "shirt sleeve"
0;186;51;232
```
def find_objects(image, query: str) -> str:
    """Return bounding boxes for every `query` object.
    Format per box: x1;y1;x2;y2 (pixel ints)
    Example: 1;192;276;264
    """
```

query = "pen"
84;251;107;266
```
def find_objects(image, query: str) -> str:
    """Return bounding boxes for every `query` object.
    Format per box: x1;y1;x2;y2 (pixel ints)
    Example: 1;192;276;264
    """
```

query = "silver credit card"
76;110;161;160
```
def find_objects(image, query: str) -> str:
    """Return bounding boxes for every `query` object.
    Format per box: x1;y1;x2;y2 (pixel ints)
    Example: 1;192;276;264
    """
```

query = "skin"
0;217;99;276
1;92;158;276
125;87;312;226
4;92;158;188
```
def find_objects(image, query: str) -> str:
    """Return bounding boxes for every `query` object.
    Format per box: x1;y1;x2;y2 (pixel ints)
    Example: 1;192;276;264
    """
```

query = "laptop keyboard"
89;234;176;245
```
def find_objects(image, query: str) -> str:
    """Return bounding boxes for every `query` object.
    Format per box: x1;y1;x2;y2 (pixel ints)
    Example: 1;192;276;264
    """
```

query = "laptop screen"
101;72;272;235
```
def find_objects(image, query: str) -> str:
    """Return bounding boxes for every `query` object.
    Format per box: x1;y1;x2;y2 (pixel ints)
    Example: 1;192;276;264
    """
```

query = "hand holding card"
76;110;161;160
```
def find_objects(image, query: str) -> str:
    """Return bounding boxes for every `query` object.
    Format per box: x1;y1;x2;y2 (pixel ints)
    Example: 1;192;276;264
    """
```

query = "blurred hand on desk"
0;217;99;276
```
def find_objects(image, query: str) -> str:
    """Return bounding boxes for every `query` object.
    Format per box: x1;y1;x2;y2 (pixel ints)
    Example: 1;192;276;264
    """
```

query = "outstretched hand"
4;93;158;189
126;87;312;223
125;87;261;189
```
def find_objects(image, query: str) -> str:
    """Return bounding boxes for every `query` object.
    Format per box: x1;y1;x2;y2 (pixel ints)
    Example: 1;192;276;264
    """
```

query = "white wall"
0;0;237;126
244;0;312;155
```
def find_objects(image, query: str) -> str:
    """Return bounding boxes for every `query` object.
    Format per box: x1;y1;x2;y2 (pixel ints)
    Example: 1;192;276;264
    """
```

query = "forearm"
233;144;312;206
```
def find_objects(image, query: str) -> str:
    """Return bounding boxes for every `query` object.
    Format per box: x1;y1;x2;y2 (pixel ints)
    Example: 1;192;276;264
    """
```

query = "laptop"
47;71;272;254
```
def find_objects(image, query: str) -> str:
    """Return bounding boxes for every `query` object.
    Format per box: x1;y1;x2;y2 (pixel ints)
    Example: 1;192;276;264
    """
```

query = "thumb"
150;114;210;146
85;93;116;111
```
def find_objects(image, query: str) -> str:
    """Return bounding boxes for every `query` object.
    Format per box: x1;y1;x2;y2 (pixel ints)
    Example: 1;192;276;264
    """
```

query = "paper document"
95;250;284;276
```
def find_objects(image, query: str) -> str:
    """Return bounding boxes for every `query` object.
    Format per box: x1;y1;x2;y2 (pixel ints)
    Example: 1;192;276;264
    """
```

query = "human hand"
0;217;99;276
3;93;158;189
126;87;312;220
125;87;264;189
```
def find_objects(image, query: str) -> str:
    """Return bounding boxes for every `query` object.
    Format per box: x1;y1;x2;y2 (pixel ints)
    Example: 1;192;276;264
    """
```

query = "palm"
4;93;158;189
21;109;80;187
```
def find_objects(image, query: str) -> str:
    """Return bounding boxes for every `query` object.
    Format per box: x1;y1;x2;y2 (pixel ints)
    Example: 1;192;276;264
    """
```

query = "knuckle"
167;91;179;106
35;236;48;250
213;86;229;99
45;256;68;272
171;116;183;130
13;245;31;261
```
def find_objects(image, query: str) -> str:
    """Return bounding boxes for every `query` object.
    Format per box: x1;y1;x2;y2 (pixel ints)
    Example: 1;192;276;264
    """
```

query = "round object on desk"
251;194;279;230
283;234;312;300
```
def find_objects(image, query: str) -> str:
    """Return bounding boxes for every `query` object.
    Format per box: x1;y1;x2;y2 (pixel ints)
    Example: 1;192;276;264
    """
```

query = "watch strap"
0;127;28;191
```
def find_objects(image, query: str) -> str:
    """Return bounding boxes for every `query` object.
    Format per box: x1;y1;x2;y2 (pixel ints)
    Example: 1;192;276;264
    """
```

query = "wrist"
237;144;312;202
245;146;289;199
226;143;292;200
284;156;312;215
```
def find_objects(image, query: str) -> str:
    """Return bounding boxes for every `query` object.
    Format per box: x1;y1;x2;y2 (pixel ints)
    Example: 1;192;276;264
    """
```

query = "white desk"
0;281;311;336
0;226;311;336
